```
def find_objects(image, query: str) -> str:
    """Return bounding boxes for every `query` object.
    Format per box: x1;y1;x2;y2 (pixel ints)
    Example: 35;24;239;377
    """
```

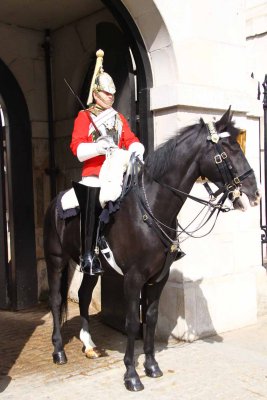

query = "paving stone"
1;301;267;399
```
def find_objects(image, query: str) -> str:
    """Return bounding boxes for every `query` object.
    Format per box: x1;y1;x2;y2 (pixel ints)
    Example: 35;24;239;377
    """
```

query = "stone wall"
0;22;50;297
246;0;267;316
123;0;264;339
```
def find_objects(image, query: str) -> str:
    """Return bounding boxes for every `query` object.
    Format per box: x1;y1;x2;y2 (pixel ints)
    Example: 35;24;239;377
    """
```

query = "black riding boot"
72;181;104;276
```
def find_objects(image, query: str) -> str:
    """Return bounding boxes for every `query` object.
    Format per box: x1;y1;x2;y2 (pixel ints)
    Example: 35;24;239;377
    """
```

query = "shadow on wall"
156;268;223;344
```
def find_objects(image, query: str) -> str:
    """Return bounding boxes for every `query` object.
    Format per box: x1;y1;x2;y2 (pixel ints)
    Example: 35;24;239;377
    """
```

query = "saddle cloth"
99;236;123;275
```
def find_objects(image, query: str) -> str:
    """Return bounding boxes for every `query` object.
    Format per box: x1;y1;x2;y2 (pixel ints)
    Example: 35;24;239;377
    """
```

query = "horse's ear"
215;106;233;132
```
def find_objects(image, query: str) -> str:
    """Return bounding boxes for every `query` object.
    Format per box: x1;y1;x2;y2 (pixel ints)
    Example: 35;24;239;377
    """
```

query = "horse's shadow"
155;268;223;351
60;312;129;355
56;260;223;370
60;312;157;373
61;267;223;368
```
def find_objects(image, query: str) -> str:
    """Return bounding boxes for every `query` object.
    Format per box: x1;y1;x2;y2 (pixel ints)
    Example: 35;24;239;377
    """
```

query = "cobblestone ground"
0;301;267;400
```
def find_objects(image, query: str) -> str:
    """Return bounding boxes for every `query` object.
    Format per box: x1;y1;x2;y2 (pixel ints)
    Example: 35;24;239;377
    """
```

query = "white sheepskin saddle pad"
61;148;131;211
99;148;131;208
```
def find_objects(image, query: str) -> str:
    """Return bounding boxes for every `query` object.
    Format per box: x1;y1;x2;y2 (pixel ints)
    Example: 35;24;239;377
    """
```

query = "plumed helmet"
94;72;116;95
87;49;116;105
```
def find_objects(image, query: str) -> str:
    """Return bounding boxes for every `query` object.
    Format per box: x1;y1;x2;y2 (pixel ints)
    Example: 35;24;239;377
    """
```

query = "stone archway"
0;59;37;310
114;0;179;144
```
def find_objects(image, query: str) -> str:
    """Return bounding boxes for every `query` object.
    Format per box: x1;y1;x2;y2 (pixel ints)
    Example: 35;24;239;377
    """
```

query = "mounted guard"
44;107;261;390
68;49;145;276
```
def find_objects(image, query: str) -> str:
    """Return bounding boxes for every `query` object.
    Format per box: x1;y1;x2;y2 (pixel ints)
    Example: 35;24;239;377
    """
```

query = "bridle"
136;121;254;245
204;121;254;202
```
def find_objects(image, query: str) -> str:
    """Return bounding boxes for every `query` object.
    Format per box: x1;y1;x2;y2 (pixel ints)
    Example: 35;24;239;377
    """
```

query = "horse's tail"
43;195;70;326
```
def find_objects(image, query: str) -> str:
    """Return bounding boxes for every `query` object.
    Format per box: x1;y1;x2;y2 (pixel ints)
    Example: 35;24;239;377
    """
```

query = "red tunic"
70;110;140;177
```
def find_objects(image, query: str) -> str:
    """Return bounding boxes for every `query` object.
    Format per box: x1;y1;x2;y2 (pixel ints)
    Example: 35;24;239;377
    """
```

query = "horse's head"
199;107;261;211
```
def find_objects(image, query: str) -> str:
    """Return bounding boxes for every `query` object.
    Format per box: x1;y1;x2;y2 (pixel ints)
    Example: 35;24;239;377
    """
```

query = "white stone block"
155;0;245;45
256;265;267;317
150;82;252;112
136;10;171;52
157;270;258;341
150;46;178;87
246;2;267;37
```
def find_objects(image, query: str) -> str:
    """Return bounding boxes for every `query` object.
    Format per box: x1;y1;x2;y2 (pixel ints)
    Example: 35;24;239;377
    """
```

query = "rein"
138;171;227;247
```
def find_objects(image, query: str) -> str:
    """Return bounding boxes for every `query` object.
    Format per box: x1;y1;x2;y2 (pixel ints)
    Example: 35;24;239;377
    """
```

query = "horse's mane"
145;114;240;180
145;121;203;180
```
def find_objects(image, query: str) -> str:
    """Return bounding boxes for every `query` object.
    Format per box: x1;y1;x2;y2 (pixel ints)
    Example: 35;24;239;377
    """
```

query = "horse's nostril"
256;190;261;198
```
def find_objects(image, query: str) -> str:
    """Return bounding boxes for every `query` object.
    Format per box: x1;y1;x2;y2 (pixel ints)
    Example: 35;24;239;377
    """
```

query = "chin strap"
94;91;114;107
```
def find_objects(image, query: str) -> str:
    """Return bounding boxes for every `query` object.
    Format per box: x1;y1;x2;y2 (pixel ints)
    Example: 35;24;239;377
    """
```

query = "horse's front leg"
143;274;169;378
78;273;102;358
123;275;145;392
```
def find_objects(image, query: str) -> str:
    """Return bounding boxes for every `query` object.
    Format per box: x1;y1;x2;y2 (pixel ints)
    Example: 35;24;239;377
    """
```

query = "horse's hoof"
53;351;67;365
85;347;105;359
144;363;163;378
124;377;144;392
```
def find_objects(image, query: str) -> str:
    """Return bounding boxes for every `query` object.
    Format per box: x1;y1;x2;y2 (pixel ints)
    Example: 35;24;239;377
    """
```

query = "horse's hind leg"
47;257;68;365
143;274;169;378
78;273;100;358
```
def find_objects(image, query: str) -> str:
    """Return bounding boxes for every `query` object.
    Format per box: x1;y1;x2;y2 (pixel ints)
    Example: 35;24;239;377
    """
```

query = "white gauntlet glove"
96;136;117;155
128;142;145;162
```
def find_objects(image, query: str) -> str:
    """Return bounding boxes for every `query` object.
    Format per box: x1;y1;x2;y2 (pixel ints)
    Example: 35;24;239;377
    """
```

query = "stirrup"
80;252;104;276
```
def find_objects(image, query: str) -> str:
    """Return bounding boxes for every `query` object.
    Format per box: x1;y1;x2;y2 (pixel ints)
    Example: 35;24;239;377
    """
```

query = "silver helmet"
87;49;116;105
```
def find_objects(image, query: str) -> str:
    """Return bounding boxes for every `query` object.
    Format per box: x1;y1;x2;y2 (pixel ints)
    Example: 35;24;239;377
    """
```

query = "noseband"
205;121;254;202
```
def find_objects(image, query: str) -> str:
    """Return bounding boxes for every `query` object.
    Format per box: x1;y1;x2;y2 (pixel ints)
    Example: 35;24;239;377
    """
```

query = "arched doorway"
0;59;37;310
64;2;155;332
85;4;153;333
103;0;154;152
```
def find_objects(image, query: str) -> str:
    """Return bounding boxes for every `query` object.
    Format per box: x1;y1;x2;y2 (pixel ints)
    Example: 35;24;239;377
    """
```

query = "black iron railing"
260;75;267;266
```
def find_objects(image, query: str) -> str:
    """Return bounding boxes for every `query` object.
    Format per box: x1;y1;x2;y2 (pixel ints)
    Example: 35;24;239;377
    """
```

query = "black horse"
44;108;260;391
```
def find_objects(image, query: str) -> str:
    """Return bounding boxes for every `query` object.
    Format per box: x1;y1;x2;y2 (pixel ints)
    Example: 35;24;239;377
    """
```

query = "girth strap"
148;248;177;285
